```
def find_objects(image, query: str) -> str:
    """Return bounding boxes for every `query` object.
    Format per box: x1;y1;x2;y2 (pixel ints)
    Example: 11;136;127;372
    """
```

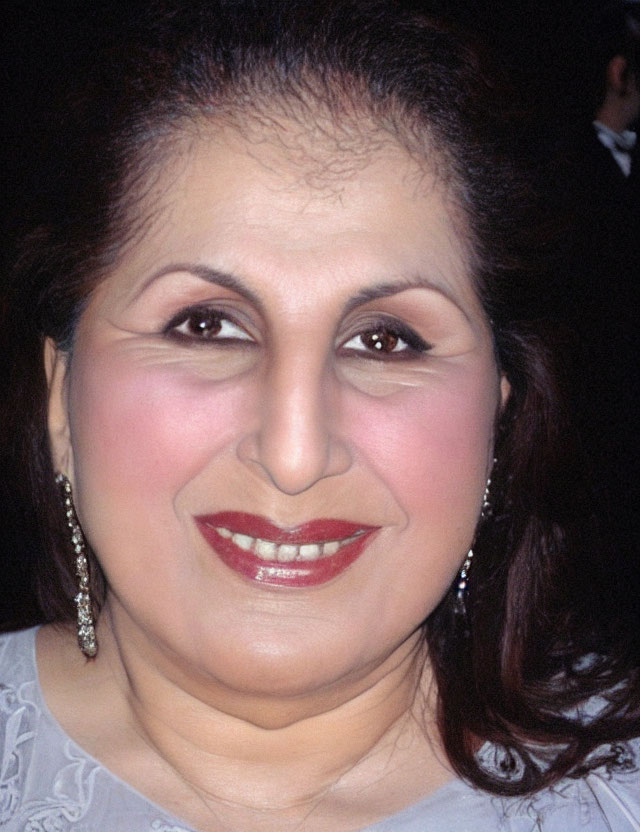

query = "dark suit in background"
562;123;640;598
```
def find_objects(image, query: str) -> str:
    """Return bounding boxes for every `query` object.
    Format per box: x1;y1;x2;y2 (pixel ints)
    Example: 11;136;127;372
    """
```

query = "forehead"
95;119;482;321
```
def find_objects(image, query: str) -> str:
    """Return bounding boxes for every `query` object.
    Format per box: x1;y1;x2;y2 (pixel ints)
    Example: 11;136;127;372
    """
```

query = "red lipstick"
195;512;379;587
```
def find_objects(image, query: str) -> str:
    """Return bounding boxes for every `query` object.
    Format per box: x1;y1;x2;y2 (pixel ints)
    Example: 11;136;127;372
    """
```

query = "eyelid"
162;303;255;342
338;316;432;356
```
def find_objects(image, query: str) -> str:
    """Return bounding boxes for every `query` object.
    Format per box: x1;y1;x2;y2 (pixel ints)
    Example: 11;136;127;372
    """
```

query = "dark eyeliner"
161;303;252;344
162;303;208;335
341;316;432;356
382;320;431;353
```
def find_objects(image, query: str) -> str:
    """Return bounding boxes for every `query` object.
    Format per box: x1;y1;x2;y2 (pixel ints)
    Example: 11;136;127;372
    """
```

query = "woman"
1;1;638;829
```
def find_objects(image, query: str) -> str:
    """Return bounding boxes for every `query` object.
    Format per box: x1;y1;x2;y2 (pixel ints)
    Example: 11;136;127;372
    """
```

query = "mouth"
195;512;379;587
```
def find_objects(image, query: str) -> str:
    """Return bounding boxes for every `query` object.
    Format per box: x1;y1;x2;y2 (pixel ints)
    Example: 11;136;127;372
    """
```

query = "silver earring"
455;548;474;616
455;464;495;618
56;473;98;658
480;466;494;519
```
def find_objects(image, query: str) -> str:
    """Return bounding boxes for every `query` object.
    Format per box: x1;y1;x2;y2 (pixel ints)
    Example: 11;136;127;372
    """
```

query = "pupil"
362;328;399;353
190;311;222;337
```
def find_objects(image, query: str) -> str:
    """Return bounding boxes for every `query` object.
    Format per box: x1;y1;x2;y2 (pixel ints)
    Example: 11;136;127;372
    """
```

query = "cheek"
343;367;497;527
68;348;251;518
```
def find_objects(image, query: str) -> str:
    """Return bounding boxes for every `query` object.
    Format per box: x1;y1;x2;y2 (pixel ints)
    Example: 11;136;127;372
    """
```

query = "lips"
195;512;379;587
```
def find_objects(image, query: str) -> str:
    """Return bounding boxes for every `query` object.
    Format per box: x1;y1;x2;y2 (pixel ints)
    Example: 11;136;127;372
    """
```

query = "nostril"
236;429;352;495
234;364;352;494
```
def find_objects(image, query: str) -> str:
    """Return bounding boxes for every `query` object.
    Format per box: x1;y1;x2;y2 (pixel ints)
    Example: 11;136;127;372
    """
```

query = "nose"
237;355;352;495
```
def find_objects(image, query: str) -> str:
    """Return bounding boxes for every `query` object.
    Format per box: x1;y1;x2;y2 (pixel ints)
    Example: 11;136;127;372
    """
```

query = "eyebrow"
138;263;465;318
341;275;464;317
135;263;265;314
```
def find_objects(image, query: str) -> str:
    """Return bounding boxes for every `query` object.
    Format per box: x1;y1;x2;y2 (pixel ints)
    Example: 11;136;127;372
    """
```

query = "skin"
597;55;640;132
44;122;509;831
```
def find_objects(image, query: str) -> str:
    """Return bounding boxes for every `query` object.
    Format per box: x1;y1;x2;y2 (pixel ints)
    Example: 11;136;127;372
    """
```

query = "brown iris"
187;310;223;338
360;328;400;353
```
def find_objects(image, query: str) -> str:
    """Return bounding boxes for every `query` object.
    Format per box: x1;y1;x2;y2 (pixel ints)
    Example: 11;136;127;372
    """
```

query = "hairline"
69;92;484;354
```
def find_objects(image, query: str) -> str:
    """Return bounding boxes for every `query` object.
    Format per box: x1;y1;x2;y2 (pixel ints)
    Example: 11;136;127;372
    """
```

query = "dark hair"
587;2;640;114
2;0;638;797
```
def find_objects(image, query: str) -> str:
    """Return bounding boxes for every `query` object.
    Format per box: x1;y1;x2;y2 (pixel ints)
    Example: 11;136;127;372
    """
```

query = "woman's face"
48;123;508;701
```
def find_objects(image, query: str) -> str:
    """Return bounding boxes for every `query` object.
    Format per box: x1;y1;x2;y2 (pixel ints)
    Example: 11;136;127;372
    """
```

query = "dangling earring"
455;463;495;619
480;465;494;520
455;548;474;616
56;473;98;658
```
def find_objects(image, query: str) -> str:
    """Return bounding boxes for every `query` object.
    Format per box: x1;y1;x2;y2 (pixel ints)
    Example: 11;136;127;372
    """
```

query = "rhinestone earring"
455;465;495;618
455;548;474;616
56;473;98;658
480;467;493;519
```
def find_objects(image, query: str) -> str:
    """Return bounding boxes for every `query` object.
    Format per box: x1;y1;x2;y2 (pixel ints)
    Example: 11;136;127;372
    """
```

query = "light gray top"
1;627;639;831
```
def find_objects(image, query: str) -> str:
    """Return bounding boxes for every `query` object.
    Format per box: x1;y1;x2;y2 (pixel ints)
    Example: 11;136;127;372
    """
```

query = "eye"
163;306;253;344
340;320;430;359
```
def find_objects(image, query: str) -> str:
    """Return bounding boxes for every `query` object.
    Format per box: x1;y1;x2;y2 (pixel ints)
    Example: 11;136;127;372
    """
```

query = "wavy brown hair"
2;0;638;795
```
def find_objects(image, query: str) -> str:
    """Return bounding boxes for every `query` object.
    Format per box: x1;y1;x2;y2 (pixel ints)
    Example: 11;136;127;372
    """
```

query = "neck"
97;600;441;817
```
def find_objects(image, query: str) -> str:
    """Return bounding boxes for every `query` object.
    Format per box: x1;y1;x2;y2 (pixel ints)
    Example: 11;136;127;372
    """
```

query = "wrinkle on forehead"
113;96;474;287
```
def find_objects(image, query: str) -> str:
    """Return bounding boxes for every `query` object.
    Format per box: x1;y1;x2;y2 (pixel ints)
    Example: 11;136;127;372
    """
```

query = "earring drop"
455;548;474;616
56;473;98;658
481;458;496;519
455;462;496;619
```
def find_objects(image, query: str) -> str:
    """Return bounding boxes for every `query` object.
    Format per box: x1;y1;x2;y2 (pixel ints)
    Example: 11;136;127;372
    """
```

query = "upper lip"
195;512;378;544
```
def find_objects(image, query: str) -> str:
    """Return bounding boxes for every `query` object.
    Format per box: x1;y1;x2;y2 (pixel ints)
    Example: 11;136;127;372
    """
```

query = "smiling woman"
1;1;639;831
44;133;502;709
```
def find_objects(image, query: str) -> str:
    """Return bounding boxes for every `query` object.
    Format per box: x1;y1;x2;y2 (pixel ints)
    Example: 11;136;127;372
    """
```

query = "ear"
499;373;511;410
607;55;631;95
45;337;74;477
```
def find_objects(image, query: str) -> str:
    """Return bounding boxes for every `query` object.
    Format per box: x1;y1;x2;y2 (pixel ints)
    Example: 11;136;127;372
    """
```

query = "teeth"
214;528;361;562
255;538;277;560
277;544;298;562
298;543;321;560
232;533;253;551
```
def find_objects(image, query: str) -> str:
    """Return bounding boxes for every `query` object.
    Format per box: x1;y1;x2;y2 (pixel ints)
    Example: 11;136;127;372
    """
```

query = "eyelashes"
163;305;253;344
162;304;431;359
340;320;430;359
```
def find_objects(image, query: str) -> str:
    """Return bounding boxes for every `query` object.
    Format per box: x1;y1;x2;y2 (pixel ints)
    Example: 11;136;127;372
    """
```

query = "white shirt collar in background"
593;120;637;177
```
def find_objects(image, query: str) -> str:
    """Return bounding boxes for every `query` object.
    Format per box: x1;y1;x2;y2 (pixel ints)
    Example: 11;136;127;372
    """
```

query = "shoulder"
371;739;640;831
0;626;40;709
488;739;640;832
0;625;39;678
0;626;195;831
0;627;43;825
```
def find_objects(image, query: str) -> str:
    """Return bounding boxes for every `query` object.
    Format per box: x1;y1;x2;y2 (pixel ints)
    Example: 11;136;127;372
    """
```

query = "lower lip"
195;516;379;587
